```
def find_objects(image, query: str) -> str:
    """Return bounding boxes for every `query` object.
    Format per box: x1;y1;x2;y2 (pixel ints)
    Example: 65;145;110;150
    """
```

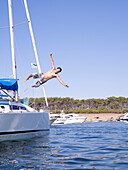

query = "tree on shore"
21;96;128;113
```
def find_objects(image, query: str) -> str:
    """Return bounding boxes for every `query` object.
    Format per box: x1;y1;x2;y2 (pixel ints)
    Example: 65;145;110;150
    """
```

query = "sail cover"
0;79;18;91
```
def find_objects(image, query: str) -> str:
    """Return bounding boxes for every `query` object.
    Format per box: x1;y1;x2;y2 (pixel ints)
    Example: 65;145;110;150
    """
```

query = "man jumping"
24;52;69;88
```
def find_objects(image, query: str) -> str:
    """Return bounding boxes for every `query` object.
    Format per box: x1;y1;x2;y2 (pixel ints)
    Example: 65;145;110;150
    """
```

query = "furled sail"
0;79;18;91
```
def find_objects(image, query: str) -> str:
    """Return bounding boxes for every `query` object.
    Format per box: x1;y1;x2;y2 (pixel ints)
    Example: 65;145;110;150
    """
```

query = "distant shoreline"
79;113;123;122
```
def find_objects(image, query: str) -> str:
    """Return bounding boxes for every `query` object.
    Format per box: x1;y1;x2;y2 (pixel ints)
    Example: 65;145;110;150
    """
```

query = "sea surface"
0;122;128;169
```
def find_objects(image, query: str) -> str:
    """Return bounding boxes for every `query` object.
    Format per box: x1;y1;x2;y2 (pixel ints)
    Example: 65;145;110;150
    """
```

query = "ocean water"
0;122;128;169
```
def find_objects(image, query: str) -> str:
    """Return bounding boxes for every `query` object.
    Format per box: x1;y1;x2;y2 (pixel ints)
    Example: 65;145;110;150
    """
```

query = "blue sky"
0;0;128;99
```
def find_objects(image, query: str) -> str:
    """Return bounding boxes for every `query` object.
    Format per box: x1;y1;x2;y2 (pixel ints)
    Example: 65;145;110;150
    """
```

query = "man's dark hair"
57;67;62;73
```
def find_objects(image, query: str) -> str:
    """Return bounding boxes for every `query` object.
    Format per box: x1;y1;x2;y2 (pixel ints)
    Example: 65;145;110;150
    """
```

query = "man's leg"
32;80;41;88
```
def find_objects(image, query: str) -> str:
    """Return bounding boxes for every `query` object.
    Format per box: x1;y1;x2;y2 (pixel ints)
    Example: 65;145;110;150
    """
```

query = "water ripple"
0;122;128;169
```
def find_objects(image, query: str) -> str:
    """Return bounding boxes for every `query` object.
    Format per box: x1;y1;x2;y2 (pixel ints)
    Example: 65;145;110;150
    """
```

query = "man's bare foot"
65;85;69;88
32;85;37;88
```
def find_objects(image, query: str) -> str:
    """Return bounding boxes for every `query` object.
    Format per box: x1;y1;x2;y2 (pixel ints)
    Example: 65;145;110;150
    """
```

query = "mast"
8;0;18;101
24;0;48;107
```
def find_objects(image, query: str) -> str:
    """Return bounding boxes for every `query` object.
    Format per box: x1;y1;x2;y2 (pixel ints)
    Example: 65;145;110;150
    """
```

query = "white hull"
117;113;128;123
0;112;50;141
119;120;128;123
64;117;86;124
0;131;49;142
51;112;87;125
52;118;66;125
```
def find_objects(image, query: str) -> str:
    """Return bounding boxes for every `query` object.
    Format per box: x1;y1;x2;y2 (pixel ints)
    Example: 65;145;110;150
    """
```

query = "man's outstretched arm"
24;74;33;82
56;74;69;88
50;52;55;69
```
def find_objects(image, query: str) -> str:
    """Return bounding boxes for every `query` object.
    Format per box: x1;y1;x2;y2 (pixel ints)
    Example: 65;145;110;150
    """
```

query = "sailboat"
0;0;50;141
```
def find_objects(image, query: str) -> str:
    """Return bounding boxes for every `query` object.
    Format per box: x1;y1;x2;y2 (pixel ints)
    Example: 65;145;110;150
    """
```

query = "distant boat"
117;113;128;123
49;113;60;125
64;113;86;124
92;117;102;122
106;117;114;122
51;112;86;125
0;0;50;141
52;115;67;125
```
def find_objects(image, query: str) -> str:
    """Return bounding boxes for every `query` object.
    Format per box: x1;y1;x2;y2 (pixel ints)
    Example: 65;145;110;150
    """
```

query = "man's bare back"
24;52;69;88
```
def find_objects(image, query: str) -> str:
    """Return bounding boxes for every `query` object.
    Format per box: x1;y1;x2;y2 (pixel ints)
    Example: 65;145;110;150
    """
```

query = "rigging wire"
0;21;29;29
